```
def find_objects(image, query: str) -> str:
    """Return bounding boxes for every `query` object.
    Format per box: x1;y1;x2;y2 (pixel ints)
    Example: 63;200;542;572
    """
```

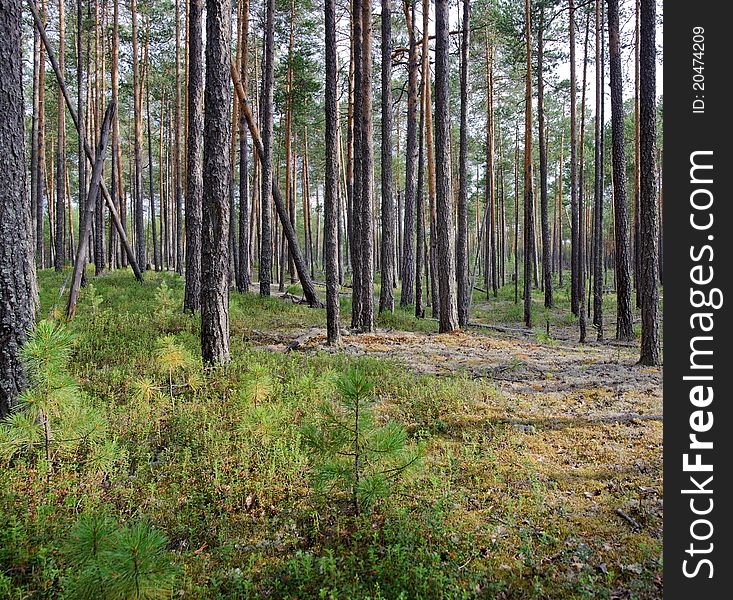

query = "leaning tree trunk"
378;0;395;313
201;0;232;365
607;0;634;341
434;0;458;333
184;0;204;312
456;0;470;327
325;0;342;344
538;6;552;309
638;0;659;365
0;0;39;417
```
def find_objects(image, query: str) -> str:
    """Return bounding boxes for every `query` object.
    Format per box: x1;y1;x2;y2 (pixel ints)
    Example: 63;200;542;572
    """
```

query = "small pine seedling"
65;514;177;600
302;369;422;515
0;320;106;475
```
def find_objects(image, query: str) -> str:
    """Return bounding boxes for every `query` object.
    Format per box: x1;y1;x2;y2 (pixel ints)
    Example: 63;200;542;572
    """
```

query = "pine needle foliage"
0;320;106;471
301;369;422;515
64;515;177;599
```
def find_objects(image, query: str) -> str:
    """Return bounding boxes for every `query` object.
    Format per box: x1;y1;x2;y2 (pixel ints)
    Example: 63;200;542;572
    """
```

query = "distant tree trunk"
592;0;604;337
325;0;342;344
578;12;590;342
379;0;395;313
633;0;640;309
259;0;275;296
0;0;38;417
456;0;470;327
76;0;86;278
201;0;231;365
537;6;552;308
422;0;438;318
68;103;114;319
146;83;159;272
415;65;426;318
111;0;122;269
522;0;533;328
184;0;204;312
434;0;458;333
54;0;66;272
237;0;251;292
400;0;417;307
174;0;183;274
638;0;659;365
36;0;47;268
607;0;634;341
569;0;578;315
131;0;146;269
513;131;519;305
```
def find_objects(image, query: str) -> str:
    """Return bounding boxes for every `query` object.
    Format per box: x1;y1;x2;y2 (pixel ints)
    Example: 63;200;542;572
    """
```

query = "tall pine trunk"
379;0;395;313
259;0;275;296
607;0;634;341
0;0;39;417
638;0;659;365
434;0;458;333
201;0;232;365
456;0;470;326
325;0;342;344
184;0;204;312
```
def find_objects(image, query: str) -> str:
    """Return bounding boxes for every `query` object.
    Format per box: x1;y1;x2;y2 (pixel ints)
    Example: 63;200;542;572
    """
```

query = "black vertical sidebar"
664;1;731;598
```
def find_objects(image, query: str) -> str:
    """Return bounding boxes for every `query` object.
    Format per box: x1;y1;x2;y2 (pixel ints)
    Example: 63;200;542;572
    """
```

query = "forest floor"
1;269;662;599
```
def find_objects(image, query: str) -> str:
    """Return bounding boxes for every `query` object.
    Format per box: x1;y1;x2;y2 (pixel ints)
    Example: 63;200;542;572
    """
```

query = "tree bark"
607;0;634;341
456;0;470;327
400;0;417;307
54;0;66;272
0;0;39;417
237;0;251;292
184;0;204;311
201;0;232;365
259;0;275;296
131;0;146;270
538;6;552;308
68;103;114;319
522;0;534;328
434;0;458;333
379;0;395;313
593;0;604;338
638;0;659;365
325;0;342;344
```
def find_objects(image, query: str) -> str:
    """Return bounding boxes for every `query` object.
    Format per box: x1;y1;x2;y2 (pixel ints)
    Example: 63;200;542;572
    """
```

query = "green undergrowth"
0;268;662;598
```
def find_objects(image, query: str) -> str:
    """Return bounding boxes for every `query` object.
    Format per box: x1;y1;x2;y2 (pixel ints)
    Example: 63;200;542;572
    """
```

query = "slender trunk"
593;0;604;337
325;0;342;344
399;0;417;307
456;0;470;326
237;0;251;292
522;0;533;328
54;0;66;272
538;7;552;308
184;0;204;311
259;0;275;296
